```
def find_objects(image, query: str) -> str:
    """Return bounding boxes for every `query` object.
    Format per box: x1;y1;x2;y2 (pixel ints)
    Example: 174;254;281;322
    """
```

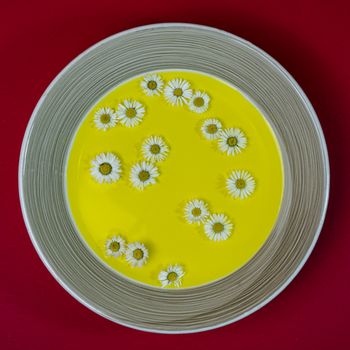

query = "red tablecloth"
2;0;349;348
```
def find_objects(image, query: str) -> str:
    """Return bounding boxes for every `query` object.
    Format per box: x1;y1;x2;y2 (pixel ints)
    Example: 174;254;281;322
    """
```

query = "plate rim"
18;22;330;334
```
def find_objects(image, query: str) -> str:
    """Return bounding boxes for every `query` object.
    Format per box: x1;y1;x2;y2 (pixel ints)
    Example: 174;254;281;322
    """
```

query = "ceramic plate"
19;23;329;333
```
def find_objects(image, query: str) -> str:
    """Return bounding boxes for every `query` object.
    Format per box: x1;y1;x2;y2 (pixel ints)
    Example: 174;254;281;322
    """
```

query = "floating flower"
164;78;192;106
130;161;159;190
188;91;210;113
201;118;222;140
158;265;185;288
105;235;126;258
117;99;145;127
226;170;256;199
141;74;164;96
218;128;247;156
204;214;233;241
184;199;210;224
93;107;118;131
125;242;149;267
90;152;122;184
142;136;169;163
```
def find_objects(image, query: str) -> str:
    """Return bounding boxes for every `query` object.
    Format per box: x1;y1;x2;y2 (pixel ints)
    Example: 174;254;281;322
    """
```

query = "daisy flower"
93;107;118;131
218;128;247;156
105;236;126;258
117;99;145;127
141;73;164;96
130;161;159;190
158;265;185;288
164;78;192;106
204;214;233;241
201;118;222;140
188;91;210;113
90;152;122;184
226;170;256;199
125;242;149;267
184;199;210;224
142;136;169;163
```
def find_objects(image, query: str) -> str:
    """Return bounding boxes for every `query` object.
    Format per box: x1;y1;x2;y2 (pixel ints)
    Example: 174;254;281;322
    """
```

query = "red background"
1;0;349;348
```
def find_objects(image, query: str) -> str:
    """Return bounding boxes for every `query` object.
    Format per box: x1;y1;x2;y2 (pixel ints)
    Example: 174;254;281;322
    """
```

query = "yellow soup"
66;70;284;288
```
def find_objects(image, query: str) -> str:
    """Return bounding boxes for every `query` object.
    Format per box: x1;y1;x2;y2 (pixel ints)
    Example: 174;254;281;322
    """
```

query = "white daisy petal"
130;161;159;190
218;128;247;156
117;99;145;127
105;235;126;258
158;265;185;288
141;74;164;96
188;91;210;113
164;78;193;106
142;136;169;162
204;214;233;241
184;199;210;224
226;170;256;199
93;107;118;131
90;152;122;184
125;242;149;267
201;118;223;140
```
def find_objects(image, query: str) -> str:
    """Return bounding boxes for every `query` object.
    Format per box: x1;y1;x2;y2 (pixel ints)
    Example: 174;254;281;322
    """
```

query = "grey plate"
19;23;329;333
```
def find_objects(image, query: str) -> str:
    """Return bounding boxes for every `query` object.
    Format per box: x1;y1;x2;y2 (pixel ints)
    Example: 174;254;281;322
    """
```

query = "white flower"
201;118;222;140
117;99;145;127
226;170;256;199
204;214;233;241
218;128;247;156
158;265;185;288
188;91;210;113
141;74;164;96
142;136;169;162
90;152;122;184
164;78;192;106
105;236;126;257
125;242;149;267
184;199;209;224
130;161;159;190
93;107;118;131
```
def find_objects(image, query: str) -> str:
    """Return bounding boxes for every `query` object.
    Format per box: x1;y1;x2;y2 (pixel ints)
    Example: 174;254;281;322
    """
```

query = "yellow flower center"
147;80;157;90
193;97;204;107
109;241;120;252
167;271;178;282
125;108;137;118
133;248;144;260
213;222;224;233
150;144;161;155
99;162;112;175
138;170;150;182
235;179;246;189
207;124;218;134
191;207;202;217
100;113;111;124
227;136;238;147
173;88;183;97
